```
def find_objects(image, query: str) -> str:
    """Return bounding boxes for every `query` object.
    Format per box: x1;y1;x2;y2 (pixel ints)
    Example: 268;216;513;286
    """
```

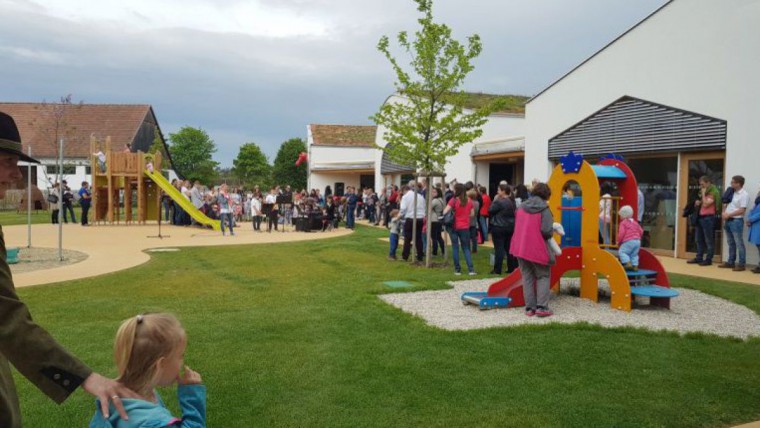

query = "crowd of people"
46;180;92;226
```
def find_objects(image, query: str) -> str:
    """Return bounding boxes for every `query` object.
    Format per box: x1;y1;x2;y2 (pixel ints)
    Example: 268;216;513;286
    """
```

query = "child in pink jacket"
618;205;643;271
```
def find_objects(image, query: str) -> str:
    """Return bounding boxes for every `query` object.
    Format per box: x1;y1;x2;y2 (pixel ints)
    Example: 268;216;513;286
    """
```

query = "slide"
461;270;524;309
145;169;221;231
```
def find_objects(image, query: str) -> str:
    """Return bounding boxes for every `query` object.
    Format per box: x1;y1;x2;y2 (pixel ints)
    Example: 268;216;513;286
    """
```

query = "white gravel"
379;278;760;340
9;247;88;274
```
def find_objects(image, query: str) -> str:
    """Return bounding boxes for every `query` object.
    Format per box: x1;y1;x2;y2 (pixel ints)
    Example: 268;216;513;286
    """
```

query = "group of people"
687;175;760;274
47;180;92;226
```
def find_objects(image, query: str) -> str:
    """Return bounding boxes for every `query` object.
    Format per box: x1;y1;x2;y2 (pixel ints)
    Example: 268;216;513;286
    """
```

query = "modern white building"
307;124;377;196
374;94;526;196
523;0;760;264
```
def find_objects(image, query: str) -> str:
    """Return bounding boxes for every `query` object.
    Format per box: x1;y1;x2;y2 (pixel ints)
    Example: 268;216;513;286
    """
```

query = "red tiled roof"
309;124;377;148
0;103;155;159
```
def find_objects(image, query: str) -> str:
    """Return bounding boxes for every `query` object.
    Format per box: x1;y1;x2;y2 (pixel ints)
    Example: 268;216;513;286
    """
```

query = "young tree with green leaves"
272;138;307;190
371;0;506;267
233;142;272;188
167;126;219;184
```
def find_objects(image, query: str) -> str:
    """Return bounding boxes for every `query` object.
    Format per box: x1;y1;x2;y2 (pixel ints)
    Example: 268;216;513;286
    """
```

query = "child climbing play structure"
462;152;678;312
90;136;220;230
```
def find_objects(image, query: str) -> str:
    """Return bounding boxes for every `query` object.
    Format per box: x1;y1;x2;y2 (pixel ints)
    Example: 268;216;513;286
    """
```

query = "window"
46;165;76;175
85;166;92;175
626;157;678;252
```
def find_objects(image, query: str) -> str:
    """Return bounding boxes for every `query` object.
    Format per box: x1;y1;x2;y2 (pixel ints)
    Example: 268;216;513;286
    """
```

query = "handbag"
442;209;455;228
47;193;59;204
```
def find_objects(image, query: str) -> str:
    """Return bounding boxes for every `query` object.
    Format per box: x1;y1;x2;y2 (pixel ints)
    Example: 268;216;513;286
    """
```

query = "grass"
0;207;83;225
13;224;760;427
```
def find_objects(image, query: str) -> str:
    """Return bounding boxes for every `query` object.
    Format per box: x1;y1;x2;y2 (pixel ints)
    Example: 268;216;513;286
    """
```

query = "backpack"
721;186;735;204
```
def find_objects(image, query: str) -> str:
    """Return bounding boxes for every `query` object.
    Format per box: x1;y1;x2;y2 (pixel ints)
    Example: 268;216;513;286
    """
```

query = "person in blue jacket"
90;313;206;427
747;184;760;274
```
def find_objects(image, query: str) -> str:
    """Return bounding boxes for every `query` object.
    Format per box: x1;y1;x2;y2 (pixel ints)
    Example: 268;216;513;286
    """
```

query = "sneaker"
525;308;536;317
468;271;477;276
718;262;735;269
623;262;633;270
387;256;397;261
454;271;462;276
752;266;760;274
698;260;712;266
733;265;746;272
535;307;553;317
686;258;703;264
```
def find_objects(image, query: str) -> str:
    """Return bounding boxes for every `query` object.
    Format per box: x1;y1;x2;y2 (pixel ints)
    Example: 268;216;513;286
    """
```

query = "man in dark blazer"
0;112;136;427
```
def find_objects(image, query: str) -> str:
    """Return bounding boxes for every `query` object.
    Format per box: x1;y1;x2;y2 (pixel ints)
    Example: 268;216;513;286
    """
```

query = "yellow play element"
547;160;632;312
145;169;221;231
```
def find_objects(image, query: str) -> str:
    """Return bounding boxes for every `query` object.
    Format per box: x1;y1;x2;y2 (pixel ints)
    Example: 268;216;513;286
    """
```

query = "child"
89;313;206;427
388;209;401;260
618;205;643;271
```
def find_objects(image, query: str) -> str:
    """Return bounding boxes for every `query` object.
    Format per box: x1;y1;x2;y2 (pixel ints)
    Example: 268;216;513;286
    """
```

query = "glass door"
678;152;725;259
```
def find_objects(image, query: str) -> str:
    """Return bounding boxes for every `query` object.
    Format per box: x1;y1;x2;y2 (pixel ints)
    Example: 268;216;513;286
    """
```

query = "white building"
307;124;377;196
374;94;526;196
523;0;760;264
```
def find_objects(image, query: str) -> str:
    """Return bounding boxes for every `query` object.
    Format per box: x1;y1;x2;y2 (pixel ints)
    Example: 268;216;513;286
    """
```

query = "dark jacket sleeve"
540;207;554;240
0;227;92;404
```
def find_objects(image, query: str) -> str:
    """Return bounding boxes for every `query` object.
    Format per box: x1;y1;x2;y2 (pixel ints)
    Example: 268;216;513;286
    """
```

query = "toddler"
388;209;401;260
617;205;643;271
89;313;206;427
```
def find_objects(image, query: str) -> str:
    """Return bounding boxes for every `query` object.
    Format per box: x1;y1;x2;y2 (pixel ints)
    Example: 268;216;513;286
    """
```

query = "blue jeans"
389;233;399;257
62;204;76;223
619;239;641;266
724;218;746;265
695;215;715;262
470;226;478;252
346;205;356;228
220;212;234;235
478;216;489;242
599;218;610;245
162;199;171;222
449;228;474;273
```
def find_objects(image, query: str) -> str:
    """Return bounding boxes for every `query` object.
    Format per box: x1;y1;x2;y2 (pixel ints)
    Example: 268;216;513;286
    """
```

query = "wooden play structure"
90;136;162;225
462;152;678;312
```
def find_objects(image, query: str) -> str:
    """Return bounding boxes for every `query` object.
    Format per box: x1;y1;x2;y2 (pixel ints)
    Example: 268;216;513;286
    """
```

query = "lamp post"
58;137;63;261
26;147;32;248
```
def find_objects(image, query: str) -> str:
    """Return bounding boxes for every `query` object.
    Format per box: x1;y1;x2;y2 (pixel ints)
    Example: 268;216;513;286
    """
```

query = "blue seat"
625;269;658;278
5;247;19;264
630;285;679;298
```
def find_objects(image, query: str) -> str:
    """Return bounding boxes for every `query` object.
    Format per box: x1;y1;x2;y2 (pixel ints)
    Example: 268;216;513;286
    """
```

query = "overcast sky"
1;0;667;166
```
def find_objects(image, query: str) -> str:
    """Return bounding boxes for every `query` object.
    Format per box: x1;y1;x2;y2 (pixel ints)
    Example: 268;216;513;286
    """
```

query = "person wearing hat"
0;112;137;426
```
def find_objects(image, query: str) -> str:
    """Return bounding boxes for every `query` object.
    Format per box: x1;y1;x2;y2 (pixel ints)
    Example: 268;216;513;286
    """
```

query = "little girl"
89;313;206;427
617;205;643;271
388;209;401;260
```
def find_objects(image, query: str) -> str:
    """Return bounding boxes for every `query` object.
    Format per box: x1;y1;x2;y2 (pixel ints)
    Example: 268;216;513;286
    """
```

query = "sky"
0;0;668;167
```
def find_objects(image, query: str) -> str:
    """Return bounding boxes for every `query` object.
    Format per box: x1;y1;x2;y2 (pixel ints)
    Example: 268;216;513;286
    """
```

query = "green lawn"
14;225;760;427
0;207;83;225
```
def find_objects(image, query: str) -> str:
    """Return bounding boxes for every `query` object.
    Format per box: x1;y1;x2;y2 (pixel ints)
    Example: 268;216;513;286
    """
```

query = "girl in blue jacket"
90;313;206;427
747;186;760;274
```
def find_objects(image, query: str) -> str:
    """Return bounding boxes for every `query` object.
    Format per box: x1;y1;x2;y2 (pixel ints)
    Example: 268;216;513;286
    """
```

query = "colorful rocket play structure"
462;152;678;312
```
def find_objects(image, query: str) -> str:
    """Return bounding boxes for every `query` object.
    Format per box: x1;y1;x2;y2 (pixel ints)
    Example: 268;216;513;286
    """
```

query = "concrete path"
4;223;351;288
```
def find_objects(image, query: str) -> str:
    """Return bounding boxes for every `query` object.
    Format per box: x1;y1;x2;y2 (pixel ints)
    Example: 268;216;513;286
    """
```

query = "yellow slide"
145;169;221;231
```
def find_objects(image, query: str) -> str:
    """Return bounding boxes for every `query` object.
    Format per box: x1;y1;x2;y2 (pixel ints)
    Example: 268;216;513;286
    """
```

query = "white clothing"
251;198;262;216
399;189;427;220
726;188;751;218
599;194;612;223
265;194;277;204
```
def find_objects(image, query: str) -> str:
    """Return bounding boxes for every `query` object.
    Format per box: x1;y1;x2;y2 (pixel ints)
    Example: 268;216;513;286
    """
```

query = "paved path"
4;223;351;288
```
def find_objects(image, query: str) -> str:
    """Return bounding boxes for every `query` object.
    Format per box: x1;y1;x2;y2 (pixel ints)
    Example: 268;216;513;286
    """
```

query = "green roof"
459;92;529;114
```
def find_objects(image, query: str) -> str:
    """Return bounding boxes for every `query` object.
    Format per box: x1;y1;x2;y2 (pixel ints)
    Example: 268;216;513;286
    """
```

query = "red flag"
295;152;308;166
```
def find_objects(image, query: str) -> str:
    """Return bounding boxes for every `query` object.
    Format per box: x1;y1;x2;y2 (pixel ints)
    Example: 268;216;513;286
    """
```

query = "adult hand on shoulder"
178;366;203;385
82;372;139;420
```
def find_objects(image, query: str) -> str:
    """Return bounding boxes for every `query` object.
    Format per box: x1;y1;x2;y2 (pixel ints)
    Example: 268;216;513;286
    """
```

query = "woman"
251;193;263;232
468;189;480;253
510;182;555;317
442;183;476;275
429;187;446;257
489;183;517;275
514;184;529;209
478;185;491;243
747;183;760;274
216;183;234;236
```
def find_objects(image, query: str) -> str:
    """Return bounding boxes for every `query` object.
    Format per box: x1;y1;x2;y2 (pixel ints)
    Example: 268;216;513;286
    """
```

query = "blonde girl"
89;313;206;427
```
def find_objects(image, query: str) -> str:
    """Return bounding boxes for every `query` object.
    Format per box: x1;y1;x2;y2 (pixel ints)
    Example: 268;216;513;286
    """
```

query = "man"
0;113;135;427
345;186;358;229
720;175;751;271
687;176;721;266
78;181;92;226
61;180;76;224
398;180;427;262
265;187;278;232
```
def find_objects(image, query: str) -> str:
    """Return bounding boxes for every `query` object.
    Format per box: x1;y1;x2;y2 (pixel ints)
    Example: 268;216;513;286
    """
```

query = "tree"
167;126;219;184
371;0;506;267
233;142;271;188
31;94;83;186
272;138;307;190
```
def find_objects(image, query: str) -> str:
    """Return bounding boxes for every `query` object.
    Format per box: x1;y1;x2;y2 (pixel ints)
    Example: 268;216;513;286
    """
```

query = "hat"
0;112;40;163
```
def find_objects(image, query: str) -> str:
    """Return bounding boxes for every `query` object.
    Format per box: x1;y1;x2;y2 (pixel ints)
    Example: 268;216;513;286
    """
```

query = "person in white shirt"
250;195;263;231
265;188;279;232
720;175;751;271
396;181;427;262
599;183;613;246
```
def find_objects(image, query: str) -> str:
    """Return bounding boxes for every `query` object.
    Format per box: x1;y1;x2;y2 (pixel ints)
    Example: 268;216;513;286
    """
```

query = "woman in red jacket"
509;182;555;317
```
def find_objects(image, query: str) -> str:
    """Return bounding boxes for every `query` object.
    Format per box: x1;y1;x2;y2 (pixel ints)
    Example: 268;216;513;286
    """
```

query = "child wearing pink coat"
617;205;643;271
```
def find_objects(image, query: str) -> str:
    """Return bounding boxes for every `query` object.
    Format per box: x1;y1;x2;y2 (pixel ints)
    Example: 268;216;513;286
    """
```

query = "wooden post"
106;136;114;223
125;177;133;224
137;151;144;224
90;136;99;223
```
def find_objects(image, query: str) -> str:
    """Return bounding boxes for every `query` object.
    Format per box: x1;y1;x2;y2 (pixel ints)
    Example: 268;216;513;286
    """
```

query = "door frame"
676;151;725;259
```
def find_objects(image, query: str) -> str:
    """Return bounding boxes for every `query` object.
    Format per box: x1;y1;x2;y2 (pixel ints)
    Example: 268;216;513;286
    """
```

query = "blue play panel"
461;292;511;310
630;285;679;298
592;165;627;179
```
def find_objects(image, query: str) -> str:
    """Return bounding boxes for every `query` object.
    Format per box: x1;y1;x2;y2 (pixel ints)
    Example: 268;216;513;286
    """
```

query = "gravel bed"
379;278;760;340
9;247;88;274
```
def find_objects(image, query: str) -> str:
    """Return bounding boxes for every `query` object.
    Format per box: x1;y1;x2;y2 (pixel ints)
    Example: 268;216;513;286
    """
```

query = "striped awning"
548;96;727;159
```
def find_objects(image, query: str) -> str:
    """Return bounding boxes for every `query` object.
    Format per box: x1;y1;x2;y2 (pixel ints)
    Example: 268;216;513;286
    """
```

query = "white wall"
310;172;364;196
310;146;376;164
375;94;526;187
524;0;760;264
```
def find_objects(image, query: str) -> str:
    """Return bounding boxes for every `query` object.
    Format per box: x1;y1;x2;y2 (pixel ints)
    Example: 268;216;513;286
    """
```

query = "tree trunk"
411;183;418;264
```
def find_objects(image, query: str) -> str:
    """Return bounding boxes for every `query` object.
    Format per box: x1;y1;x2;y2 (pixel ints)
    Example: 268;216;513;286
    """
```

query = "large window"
46;165;76;175
627;157;678;253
